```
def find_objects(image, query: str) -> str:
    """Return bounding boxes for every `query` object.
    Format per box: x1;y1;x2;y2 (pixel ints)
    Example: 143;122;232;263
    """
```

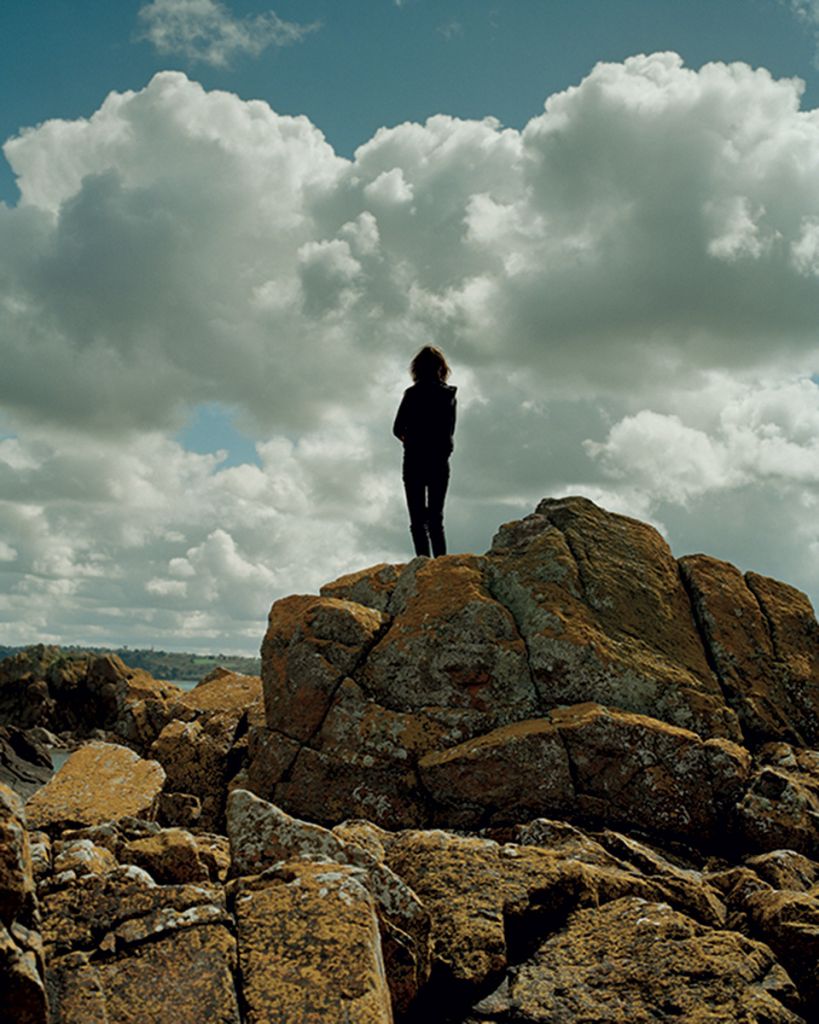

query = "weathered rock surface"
227;789;431;1013
419;703;750;839
735;743;819;857
681;555;819;747
231;864;393;1023
25;743;165;833
467;896;802;1023
262;594;388;742
41;867;240;1024
488;498;741;740
151;717;238;832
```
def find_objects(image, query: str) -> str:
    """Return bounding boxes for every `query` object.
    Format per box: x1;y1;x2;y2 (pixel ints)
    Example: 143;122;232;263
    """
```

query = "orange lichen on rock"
25;742;165;832
232;862;394;1024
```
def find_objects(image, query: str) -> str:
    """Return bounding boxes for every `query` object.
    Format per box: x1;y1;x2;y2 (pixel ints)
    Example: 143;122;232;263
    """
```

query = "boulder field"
2;495;819;1022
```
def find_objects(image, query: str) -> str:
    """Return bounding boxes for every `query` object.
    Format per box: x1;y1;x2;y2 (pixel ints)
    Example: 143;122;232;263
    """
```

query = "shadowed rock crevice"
746;572;781;658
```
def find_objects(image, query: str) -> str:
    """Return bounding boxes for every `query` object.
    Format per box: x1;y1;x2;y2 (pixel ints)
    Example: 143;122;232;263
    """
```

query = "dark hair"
410;345;450;382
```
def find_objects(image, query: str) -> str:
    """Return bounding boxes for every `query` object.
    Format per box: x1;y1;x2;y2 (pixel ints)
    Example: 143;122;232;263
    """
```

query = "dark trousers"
403;454;450;557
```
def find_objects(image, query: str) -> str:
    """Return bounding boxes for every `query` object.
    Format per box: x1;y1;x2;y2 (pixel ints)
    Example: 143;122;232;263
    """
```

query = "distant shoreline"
0;644;260;683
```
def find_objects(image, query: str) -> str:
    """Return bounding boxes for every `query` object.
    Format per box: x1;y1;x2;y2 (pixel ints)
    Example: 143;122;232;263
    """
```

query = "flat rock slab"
25;742;164;832
176;670;261;715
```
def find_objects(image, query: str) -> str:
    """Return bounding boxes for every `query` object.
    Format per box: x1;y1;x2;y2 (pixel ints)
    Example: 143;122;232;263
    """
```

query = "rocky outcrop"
246;496;819;853
0;647;183;752
4;495;819;1021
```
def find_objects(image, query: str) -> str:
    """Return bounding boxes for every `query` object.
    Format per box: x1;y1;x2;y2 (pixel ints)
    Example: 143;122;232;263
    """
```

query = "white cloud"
137;0;319;67
587;377;819;503
3;54;819;650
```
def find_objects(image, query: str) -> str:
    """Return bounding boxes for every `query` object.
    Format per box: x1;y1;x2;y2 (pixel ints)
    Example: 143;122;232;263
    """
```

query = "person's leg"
403;457;431;556
427;458;450;557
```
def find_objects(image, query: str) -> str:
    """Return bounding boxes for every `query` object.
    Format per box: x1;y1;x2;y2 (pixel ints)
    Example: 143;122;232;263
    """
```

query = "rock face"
488;499;741;740
418;703;750;839
4;494;819;1022
680;556;819;747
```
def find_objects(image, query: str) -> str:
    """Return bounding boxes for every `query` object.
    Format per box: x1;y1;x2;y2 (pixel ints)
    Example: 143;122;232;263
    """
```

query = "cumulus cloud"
588;377;819;500
3;53;819;651
137;0;319;67
0;427;403;649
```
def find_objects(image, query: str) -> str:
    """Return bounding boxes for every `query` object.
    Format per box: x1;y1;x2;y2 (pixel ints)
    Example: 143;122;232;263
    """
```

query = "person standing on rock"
393;345;457;557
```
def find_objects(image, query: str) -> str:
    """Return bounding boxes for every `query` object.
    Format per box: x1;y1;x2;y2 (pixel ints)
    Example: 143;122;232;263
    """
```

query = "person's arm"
448;388;457;452
393;392;408;442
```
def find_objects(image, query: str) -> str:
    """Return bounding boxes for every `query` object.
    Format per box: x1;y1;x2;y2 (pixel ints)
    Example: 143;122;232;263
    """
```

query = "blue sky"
2;1;817;204
2;1;819;652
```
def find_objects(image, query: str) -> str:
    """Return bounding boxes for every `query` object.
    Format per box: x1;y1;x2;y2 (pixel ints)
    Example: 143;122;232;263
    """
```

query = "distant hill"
0;644;260;682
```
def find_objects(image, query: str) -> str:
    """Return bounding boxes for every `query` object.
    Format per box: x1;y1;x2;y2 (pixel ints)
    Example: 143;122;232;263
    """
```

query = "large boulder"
486;497;739;740
25;743;165;833
467;896;802;1023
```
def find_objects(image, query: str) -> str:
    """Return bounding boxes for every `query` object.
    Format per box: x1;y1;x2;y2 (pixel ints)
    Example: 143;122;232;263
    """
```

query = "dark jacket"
393;380;457;457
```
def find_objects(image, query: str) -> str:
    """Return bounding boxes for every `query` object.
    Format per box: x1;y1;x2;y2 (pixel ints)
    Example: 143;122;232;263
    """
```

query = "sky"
2;0;819;655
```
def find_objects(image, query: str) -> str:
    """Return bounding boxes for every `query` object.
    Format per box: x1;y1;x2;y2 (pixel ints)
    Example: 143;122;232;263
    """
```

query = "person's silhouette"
393;346;457;557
